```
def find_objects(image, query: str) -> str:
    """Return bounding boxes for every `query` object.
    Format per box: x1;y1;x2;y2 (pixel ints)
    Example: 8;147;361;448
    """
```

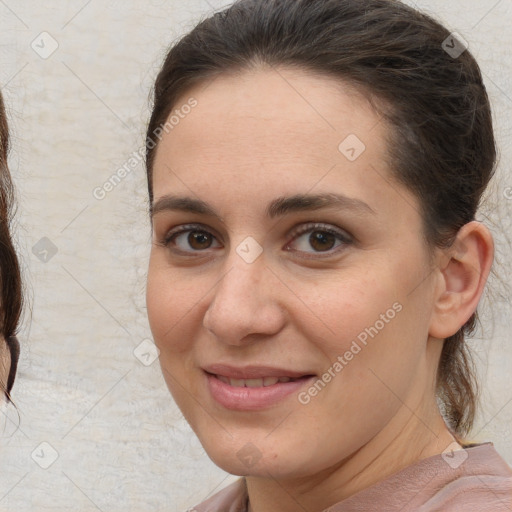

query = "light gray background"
0;1;510;510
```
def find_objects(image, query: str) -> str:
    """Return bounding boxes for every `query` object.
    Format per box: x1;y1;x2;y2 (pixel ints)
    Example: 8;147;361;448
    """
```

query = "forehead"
165;67;381;156
150;67;418;224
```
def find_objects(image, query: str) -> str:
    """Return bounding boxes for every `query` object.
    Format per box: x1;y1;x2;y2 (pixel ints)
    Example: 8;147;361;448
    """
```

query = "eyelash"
286;222;353;257
161;223;222;256
160;222;353;257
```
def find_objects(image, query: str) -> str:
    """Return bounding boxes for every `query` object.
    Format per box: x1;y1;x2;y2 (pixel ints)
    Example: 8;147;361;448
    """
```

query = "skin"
0;338;11;401
146;67;494;512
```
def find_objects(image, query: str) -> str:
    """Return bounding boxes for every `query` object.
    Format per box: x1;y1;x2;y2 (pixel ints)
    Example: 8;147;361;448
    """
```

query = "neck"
246;402;458;512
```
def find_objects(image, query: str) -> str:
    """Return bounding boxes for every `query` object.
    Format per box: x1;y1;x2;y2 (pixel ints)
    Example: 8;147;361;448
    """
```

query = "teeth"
215;375;296;387
245;378;263;388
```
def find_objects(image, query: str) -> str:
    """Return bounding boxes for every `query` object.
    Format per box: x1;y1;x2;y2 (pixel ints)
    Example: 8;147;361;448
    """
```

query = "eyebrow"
150;192;375;220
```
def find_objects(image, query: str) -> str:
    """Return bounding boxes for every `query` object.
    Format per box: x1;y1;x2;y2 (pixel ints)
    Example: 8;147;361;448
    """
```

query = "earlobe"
429;221;494;339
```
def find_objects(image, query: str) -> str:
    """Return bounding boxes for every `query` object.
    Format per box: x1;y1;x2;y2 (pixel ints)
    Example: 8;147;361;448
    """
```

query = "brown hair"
0;91;22;401
146;0;496;437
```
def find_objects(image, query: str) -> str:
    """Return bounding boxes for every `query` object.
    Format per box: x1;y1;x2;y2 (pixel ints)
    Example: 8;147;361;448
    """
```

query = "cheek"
293;258;429;383
292;271;397;350
288;272;425;447
146;259;205;354
146;261;206;413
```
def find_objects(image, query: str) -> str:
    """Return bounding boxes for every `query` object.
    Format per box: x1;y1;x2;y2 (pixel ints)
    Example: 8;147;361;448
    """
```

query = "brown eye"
286;223;352;256
309;231;336;252
188;231;213;249
163;225;222;253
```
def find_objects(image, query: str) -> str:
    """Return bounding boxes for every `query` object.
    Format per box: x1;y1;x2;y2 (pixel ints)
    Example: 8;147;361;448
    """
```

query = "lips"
203;364;315;410
203;363;311;380
215;375;294;387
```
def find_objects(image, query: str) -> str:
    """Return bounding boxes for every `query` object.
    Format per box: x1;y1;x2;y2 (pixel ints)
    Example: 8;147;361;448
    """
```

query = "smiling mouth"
211;375;305;387
206;370;316;389
204;369;316;410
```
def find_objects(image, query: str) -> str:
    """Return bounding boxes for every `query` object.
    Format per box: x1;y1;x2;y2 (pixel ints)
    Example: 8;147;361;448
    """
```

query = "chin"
197;431;316;480
208;450;288;478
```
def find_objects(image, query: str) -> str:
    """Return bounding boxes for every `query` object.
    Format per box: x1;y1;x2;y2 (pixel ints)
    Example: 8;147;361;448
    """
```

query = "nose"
202;255;286;346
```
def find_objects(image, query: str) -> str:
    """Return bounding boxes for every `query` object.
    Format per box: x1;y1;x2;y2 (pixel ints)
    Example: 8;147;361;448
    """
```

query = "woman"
0;91;22;403
145;0;512;510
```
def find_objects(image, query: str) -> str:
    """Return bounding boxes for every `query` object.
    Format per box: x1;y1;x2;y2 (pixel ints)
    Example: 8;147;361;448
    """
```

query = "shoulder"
325;443;512;512
190;479;247;512
188;445;512;512
416;443;512;512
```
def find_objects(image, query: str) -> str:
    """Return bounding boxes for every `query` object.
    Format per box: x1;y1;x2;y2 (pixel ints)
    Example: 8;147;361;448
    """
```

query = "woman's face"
147;68;443;479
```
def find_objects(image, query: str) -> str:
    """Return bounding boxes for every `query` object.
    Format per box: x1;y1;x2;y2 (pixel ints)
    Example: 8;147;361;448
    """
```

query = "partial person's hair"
146;0;496;437
0;91;22;401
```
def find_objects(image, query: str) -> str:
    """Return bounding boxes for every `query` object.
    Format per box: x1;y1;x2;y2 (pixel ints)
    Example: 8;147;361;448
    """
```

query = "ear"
429;221;494;339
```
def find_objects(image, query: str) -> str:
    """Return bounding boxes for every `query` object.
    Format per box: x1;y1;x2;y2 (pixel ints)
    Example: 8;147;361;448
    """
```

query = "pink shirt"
192;443;512;511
